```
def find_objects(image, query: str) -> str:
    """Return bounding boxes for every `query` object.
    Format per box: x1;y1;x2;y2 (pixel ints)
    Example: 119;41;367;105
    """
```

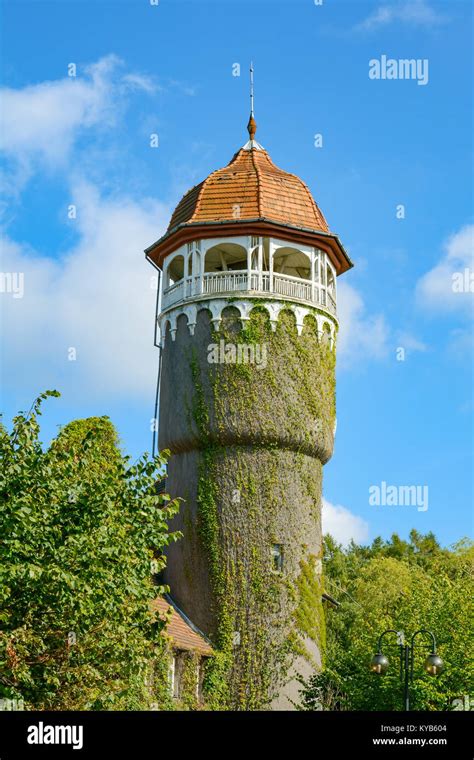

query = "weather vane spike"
250;61;254;117
247;62;257;141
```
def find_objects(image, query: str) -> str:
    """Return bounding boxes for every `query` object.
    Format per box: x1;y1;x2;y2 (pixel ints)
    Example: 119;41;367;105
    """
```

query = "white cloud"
322;498;369;546
1;181;170;400
2;56;118;167
337;281;389;366
356;0;447;31
0;55;158;194
395;332;428;354
416;224;474;314
122;73;160;94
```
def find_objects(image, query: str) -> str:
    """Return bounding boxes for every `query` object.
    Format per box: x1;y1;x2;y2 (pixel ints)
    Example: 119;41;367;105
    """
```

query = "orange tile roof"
152;596;213;656
168;147;330;233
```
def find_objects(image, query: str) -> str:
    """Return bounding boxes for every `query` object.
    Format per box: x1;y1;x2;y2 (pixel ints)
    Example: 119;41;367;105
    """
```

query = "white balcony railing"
163;280;184;308
273;272;312;302
203;270;248;295
162;270;336;315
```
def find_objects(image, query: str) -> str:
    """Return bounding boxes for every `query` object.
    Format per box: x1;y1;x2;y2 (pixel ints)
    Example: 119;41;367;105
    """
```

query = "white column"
191;243;198;296
333;263;337;313
185;246;191;298
184;246;193;280
311;248;316;304
161;261;169;308
317;250;323;302
257;236;263;291
321;251;326;306
246;235;252;292
200;243;206;296
219;250;228;271
269;238;274;295
158;265;164;315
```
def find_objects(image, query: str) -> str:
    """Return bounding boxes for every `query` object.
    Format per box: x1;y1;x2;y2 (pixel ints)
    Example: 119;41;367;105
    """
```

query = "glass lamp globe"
424;653;444;676
370;653;389;675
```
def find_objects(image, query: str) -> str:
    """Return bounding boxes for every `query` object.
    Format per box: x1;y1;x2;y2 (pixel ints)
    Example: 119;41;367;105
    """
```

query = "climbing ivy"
184;303;336;709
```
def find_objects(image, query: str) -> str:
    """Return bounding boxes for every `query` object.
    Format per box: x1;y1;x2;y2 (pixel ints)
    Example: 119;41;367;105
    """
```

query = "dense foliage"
1;392;471;713
0;391;180;710
301;530;473;711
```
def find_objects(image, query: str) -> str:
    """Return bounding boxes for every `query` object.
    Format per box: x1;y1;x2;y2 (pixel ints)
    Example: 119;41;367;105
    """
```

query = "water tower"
145;92;352;709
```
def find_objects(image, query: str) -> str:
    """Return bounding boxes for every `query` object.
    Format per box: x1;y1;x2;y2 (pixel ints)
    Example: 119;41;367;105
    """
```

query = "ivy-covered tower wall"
159;302;336;710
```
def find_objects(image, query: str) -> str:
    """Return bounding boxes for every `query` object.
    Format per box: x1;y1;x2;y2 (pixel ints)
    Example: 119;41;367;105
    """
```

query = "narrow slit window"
271;544;283;572
168;655;176;697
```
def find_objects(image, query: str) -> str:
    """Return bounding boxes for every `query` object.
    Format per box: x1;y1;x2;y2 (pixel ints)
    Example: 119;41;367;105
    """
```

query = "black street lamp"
370;629;444;710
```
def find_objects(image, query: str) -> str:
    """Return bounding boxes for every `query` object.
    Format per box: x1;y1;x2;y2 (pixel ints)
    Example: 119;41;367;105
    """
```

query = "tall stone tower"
145;109;352;710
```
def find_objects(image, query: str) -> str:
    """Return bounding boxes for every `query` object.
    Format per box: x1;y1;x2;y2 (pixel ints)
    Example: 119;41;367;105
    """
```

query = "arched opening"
162;254;187;309
273;247;311;280
204;243;247;273
302;314;319;339
196;306;213;326
166;255;185;287
273;247;312;302
162;319;172;344
203;242;248;296
220;305;243;335
321;322;332;346
248;305;272;336
277;308;298;335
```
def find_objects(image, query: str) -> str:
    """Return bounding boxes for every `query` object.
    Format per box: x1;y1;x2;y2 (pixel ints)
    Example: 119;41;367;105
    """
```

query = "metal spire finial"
247;62;257;141
250;61;254;117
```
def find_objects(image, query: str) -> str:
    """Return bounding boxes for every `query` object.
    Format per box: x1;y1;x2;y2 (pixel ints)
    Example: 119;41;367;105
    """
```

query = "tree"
302;532;473;711
0;391;181;710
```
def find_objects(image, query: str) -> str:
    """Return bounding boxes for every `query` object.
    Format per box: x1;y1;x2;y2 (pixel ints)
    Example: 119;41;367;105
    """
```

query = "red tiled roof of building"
152;596;213;656
167;147;330;234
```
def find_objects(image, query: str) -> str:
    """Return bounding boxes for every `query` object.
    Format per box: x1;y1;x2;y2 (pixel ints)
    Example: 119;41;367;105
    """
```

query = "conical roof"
167;145;330;234
145;120;352;276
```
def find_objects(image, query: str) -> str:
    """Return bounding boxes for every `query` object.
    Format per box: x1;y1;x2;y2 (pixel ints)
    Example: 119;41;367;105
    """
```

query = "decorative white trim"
159;297;337;347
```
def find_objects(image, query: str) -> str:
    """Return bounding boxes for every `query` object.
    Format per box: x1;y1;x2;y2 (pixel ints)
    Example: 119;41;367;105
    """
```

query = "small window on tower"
271;544;284;573
168;655;176;697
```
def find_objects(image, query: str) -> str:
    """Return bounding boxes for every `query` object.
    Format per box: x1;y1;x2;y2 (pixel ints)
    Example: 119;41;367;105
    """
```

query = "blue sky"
1;0;472;547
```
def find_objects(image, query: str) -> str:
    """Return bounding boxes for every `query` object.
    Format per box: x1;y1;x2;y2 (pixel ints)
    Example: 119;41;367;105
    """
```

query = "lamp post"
370;629;444;711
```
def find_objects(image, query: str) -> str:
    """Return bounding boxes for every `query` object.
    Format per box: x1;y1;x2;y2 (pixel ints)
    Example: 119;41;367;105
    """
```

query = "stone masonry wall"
159;303;336;709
